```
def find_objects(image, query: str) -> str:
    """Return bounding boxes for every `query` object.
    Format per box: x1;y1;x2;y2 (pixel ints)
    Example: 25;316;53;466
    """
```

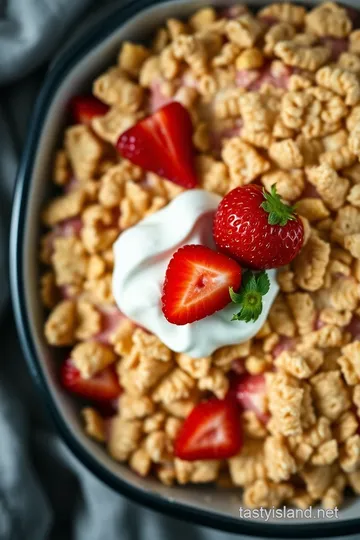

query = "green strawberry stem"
261;185;296;226
230;271;270;323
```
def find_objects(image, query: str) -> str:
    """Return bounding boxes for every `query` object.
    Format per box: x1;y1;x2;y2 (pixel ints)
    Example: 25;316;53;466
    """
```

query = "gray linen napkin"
0;1;359;539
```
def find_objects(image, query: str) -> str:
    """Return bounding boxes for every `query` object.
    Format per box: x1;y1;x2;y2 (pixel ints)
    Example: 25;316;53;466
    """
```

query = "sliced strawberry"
230;373;269;424
162;244;242;325
272;337;296;358
60;358;121;402
117;102;197;189
174;398;242;460
70;95;109;126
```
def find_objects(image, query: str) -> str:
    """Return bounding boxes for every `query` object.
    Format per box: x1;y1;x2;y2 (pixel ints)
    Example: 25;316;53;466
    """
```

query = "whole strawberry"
213;184;304;270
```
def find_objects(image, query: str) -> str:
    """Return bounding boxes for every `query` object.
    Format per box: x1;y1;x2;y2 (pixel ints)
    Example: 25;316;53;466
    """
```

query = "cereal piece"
345;234;360;259
142;412;166;434
272;117;295;139
119;182;151;229
228;441;267;486
333;411;359;443
264;435;297;482
295;198;330;222
132;328;171;363
129;448;151;477
274;41;330;72
189;7;217;31
82;408;106;442
268;138;304;169
338;341;360;385
195;155;230;196
52;237;88;286
311;370;351;421
157;463;176;486
225;15;263;48
340;434;360;472
268;294;296;337
98;161;143;208
348;469;360;494
319;308;352;327
212;42;241;68
93;68;143;111
83;273;114;306
44;300;76;346
350;29;360;54
53;149;71;186
311;439;339;466
243;479;293;509
264;22;296;57
347;186;360;211
213;341;252;371
320;146;356;171
164;416;183;440
222;137;270;187
236;47;264;70
245;355;270;375
258;3;306;26
172;34;207;76
330;277;359;311
300;416;332;449
87;255;106;280
331;205;360;246
214;87;245;119
277;269;296;293
152;368;195;405
118;42;150;77
289;490;314;510
322;472;346;509
349;125;360;159
119;394;155;420
306;164;349;211
266;372;303;436
143;430;170;463
65;125;105;181
175;353;211;379
316;66;360;106
338;52;360;74
293;232;331;291
75;300;101;340
301;464;337;499
242;410;268;439
71;341;116;379
305;2;352;38
174;458;220;484
286;292;316;335
91;108;141;145
139;56;162;87
192;123;210;152
162;392;199;418
261;169;304;202
198;368;229;399
167;18;188;40
107;417;142;461
119;350;171;397
40;271;59;309
275;348;323;379
300;382;317;430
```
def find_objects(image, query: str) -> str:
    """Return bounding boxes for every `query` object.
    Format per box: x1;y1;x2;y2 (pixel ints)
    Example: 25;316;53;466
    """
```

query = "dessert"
41;2;360;512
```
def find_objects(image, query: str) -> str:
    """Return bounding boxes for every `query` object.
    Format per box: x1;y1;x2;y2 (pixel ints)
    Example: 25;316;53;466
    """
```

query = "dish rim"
9;0;360;536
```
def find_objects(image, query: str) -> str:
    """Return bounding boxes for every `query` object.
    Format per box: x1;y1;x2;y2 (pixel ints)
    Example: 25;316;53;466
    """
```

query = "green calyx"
229;271;270;323
261;185;296;226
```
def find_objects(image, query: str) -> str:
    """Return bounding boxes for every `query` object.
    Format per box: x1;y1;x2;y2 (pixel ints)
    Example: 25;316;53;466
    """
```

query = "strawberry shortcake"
41;2;360;510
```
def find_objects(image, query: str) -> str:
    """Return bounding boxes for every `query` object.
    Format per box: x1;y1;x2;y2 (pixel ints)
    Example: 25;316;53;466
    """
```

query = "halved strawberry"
70;96;109;126
117;102;197;188
230;373;269;424
174;398;242;460
162;244;242;325
60;358;121;402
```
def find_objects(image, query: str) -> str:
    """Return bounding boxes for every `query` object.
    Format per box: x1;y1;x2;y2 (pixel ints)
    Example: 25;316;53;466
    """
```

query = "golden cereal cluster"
41;2;360;510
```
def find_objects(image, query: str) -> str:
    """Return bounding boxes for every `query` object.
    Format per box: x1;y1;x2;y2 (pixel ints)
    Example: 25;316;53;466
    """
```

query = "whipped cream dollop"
113;190;279;358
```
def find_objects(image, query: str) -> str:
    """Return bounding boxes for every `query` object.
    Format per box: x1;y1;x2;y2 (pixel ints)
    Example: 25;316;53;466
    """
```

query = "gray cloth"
0;2;357;539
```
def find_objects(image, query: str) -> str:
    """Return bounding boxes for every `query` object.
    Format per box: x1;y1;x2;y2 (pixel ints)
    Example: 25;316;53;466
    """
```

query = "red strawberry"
174;398;242;460
117;102;197;188
60;358;121;402
230;373;269;424
70;95;109;125
162;244;242;325
213;184;304;270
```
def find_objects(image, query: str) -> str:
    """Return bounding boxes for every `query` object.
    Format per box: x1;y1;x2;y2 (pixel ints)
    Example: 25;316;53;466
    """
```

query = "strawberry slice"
70;95;109;126
60;358;121;402
162;244;242;325
174;398;242;460
117;102;197;189
230;373;269;424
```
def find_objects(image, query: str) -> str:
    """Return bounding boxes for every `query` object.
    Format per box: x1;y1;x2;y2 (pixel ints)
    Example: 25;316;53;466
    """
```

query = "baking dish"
10;0;360;536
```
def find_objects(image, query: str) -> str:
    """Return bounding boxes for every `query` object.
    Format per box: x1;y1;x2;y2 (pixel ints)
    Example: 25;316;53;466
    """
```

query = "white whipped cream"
112;190;279;358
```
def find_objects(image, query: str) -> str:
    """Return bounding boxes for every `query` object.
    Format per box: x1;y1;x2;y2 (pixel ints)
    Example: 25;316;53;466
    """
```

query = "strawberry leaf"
260;185;296;226
230;271;270;323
